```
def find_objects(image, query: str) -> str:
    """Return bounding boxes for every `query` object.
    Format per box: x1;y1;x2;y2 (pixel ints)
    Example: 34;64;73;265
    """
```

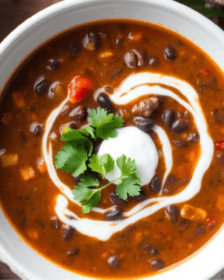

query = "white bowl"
1;0;224;279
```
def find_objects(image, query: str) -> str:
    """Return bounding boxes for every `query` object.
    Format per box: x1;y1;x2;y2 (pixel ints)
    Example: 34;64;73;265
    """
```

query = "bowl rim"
1;0;224;279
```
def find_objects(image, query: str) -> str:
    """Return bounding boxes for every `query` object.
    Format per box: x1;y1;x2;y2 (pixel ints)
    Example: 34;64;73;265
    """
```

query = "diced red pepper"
68;76;94;103
214;141;224;151
200;68;210;78
205;216;216;231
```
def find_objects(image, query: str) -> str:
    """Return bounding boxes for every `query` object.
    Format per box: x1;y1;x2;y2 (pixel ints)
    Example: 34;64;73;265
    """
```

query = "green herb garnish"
176;0;224;18
54;108;142;213
74;154;141;213
88;108;124;140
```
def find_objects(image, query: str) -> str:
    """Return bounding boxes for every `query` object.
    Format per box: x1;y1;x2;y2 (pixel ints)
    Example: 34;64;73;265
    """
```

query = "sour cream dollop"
98;126;158;186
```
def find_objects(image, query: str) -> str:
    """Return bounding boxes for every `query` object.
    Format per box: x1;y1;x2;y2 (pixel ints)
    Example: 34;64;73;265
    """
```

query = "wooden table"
0;0;224;279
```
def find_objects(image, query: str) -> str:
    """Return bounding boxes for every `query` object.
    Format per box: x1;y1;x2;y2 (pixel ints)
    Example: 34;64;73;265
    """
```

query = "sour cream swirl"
42;72;214;241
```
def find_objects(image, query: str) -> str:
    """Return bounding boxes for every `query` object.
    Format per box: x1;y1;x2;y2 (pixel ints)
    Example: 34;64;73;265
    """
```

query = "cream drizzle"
42;72;214;241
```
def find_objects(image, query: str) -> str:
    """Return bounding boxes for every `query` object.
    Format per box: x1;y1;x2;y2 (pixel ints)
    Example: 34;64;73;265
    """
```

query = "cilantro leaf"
60;127;86;142
88;108;113;127
116;155;137;176
88;108;124;140
88;154;114;179
81;192;101;213
60;128;93;156
73;174;99;202
116;173;142;200
55;142;88;177
81;126;96;139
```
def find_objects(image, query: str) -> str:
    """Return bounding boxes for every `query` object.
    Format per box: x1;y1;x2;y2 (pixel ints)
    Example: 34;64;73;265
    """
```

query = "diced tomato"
200;68;210;78
214;141;224;150
68;76;94;103
205;216;216;231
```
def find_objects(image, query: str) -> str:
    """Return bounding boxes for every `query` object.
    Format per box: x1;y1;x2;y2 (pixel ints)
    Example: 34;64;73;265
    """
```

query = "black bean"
30;122;43;136
124;51;137;68
34;76;48;96
216;153;224;165
151;259;165;270
149;57;159;67
163;176;190;195
104;207;123;221
187;132;199;143
83;32;100;51
132;190;147;201
132;97;159;118
116;36;123;47
97;93;114;113
195;225;205;236
63;225;75;241
107;256;120;268
69;106;87;121
179;219;188;232
110;193;128;206
172;118;189;133
166;205;179;223
162;109;175;127
133;49;147;67
51;217;60;229
172;139;188;148
46;58;60;70
68;122;77;130
164;46;176;61
67;248;79;256
150;176;161;193
214;109;224;124
134;116;155;132
66;42;79;54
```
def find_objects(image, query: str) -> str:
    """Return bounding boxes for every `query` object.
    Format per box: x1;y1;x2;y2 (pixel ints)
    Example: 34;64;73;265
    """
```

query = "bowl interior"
0;0;224;279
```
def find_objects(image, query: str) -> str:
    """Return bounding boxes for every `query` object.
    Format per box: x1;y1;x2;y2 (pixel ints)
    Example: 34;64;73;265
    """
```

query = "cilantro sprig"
55;109;123;177
73;154;142;213
55;108;142;213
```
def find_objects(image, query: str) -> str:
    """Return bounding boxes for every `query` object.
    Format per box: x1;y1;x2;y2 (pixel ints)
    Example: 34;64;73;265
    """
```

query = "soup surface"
0;19;224;279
